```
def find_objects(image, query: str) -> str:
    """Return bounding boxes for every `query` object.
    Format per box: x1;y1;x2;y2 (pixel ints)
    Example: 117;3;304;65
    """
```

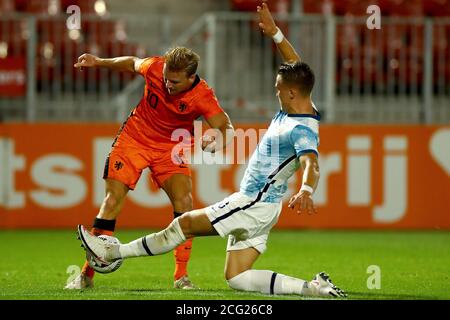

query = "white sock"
118;218;186;259
227;270;313;295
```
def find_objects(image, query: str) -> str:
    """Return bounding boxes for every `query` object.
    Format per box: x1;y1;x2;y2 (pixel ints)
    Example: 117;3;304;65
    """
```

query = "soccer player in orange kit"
65;47;234;290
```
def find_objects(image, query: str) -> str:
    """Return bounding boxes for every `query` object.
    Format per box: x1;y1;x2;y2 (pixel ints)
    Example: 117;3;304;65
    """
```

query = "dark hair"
164;47;200;76
277;62;315;96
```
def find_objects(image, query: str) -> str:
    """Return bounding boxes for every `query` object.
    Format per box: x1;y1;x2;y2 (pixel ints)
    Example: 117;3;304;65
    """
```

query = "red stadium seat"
106;40;134;58
37;18;71;43
29;13;136;93
0;20;28;40
375;23;424;88
336;0;383;16
380;24;424;57
434;24;450;51
302;0;335;14
303;0;390;16
303;0;448;17
232;0;291;38
0;39;26;58
230;0;290;13
230;0;258;11
76;0;108;15
336;16;427;91
433;24;450;88
42;0;107;15
13;0;26;11
336;38;382;90
60;0;81;11
82;19;128;44
336;19;365;50
0;20;27;57
379;0;424;16
424;0;450;17
0;0;16;14
62;39;141;92
24;0;62;15
35;40;59;89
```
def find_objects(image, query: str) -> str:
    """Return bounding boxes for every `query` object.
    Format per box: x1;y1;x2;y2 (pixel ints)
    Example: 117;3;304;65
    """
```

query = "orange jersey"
122;56;224;147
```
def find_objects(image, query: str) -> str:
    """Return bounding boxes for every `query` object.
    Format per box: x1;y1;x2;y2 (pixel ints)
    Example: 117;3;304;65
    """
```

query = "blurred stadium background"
0;0;449;299
0;0;449;122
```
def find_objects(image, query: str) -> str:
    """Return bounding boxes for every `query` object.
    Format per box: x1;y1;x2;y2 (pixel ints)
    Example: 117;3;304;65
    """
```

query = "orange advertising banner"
0;123;449;229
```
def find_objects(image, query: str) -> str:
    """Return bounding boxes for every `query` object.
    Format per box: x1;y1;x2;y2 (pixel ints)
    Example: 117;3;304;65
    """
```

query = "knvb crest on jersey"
179;102;187;112
114;161;124;171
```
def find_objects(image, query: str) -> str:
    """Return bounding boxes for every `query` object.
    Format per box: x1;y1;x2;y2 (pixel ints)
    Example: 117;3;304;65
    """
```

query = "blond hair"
164;47;200;76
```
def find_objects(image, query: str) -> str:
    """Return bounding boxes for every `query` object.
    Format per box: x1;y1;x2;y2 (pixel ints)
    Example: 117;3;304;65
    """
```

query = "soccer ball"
86;235;123;274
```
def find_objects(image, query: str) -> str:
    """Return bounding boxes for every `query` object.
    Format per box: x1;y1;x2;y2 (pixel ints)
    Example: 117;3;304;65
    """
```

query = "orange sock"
81;227;114;279
173;238;193;280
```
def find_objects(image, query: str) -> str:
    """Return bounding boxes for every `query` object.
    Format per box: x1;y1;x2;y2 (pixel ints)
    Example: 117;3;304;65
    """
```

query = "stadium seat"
0;0;16;14
433;60;450;92
336;15;428;91
301;0;449;17
37;0;108;16
230;0;258;11
76;0;108;15
0;20;27;57
62;39;141;93
0;20;27;39
384;24;424;86
105;41;137;59
336;18;366;54
37;18;71;44
82;19;128;44
13;0;26;11
301;0;335;15
60;0;80;11
35;40;59;90
28;10;138;93
24;0;62;15
434;24;450;51
0;39;26;58
380;0;424;16
433;23;450;88
336;0;383;16
230;0;290;13
424;0;450;17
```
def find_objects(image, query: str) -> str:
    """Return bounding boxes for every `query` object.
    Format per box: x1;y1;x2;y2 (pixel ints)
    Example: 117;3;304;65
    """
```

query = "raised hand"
257;1;278;37
74;53;99;69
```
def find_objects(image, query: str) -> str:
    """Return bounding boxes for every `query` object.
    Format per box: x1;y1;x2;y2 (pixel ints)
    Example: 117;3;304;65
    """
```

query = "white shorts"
205;192;282;254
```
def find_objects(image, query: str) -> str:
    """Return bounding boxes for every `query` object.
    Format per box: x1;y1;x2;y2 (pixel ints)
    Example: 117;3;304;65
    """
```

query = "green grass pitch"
0;230;449;300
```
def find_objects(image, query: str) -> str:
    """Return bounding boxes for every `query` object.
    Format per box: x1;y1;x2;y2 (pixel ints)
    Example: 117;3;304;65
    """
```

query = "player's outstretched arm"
288;152;319;214
74;53;144;73
257;1;300;63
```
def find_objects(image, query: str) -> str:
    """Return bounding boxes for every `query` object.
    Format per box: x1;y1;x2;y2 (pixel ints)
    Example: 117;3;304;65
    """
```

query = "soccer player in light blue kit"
77;2;346;298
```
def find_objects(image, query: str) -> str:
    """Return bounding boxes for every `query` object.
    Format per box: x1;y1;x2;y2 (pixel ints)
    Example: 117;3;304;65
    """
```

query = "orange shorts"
103;132;191;190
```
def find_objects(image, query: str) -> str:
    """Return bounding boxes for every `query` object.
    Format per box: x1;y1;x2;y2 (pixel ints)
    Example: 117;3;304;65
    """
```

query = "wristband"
300;184;314;194
272;27;284;44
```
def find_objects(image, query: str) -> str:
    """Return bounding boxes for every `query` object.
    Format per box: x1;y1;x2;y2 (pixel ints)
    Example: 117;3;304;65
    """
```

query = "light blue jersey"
240;109;320;203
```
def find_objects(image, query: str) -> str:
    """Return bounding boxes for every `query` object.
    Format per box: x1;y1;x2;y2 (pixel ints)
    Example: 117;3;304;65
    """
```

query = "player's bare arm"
288;152;319;215
257;2;301;63
74;53;143;73
202;112;235;153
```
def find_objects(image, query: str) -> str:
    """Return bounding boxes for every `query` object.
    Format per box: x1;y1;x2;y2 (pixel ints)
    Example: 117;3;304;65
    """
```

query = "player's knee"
177;213;194;237
226;270;252;291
